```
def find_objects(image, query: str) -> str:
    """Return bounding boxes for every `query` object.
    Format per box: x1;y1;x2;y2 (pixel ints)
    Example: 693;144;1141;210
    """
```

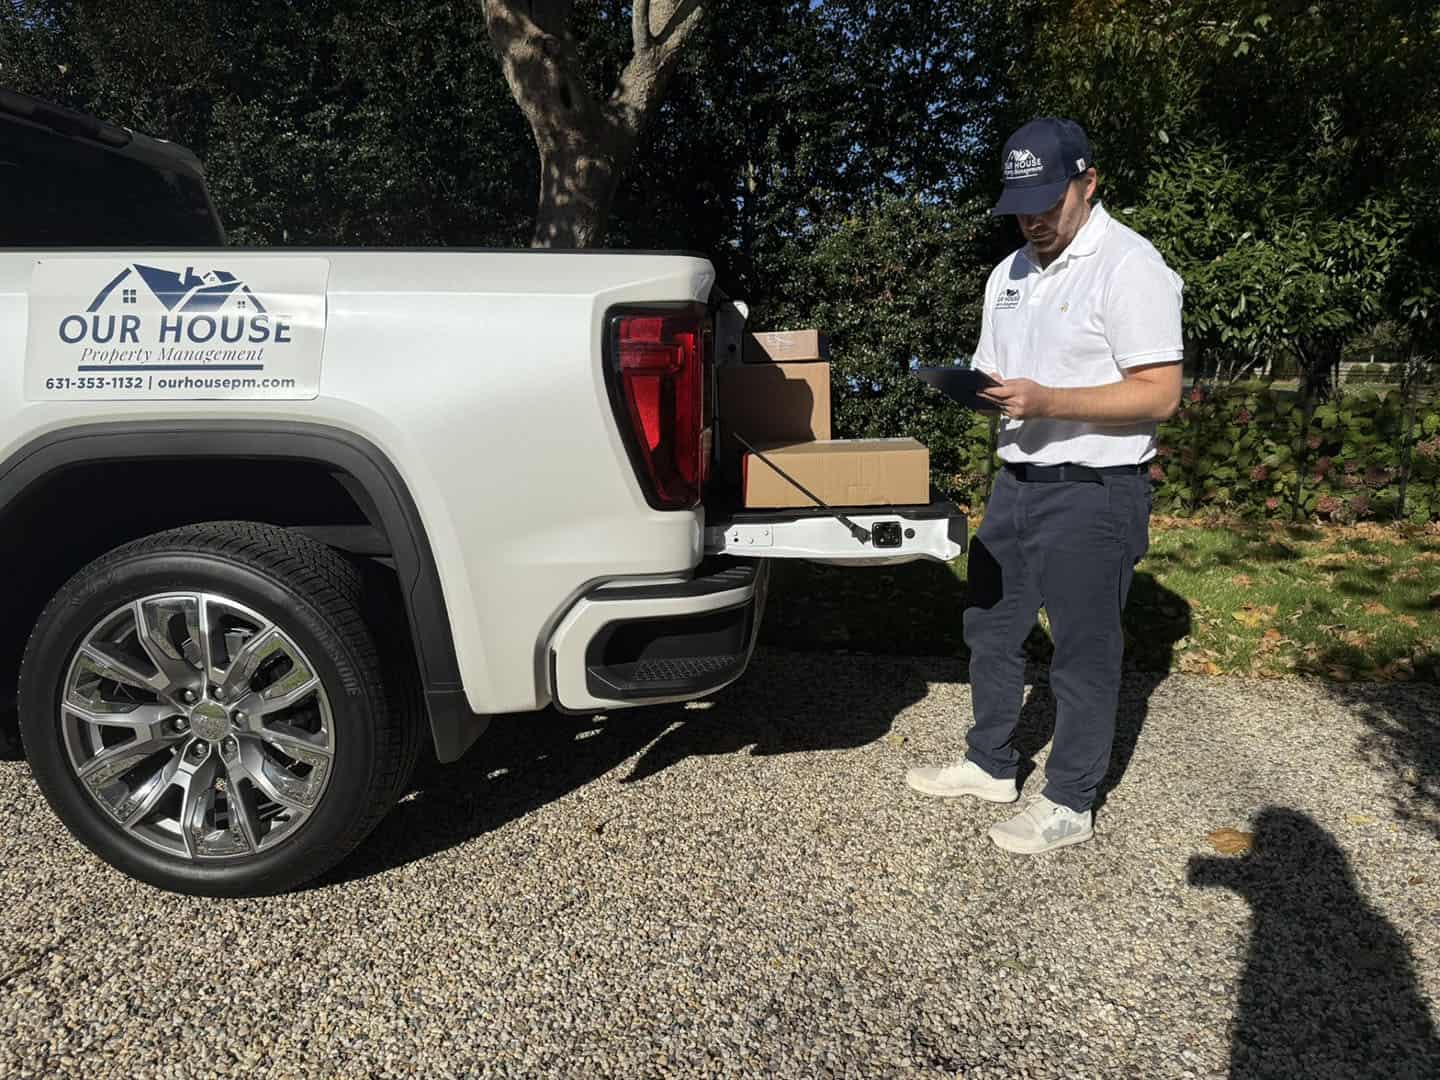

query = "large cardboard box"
743;329;829;364
743;438;930;509
718;360;832;448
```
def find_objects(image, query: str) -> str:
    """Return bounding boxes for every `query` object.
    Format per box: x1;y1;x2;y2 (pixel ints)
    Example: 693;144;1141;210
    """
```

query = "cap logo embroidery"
1004;148;1044;181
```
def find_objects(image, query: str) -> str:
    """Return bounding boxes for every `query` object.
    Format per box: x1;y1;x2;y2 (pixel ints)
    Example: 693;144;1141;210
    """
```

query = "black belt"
1003;461;1148;483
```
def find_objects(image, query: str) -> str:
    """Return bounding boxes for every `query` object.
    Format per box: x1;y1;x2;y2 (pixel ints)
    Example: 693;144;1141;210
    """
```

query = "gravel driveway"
2;649;1438;1078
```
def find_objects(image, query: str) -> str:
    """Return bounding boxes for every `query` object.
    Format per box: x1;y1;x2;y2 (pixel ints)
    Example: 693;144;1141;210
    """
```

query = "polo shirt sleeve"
1104;249;1184;369
969;265;1001;377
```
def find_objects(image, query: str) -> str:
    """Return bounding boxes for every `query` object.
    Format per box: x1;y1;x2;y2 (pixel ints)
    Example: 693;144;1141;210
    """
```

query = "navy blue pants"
963;467;1151;812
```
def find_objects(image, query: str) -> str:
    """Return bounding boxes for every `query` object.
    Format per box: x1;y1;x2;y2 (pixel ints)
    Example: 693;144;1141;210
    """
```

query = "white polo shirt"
970;202;1184;467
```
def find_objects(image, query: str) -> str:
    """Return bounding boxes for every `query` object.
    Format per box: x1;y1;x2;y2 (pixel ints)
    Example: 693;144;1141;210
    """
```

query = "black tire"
19;521;420;897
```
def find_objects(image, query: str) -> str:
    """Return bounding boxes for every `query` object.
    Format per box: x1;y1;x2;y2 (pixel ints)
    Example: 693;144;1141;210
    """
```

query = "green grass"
757;519;1440;681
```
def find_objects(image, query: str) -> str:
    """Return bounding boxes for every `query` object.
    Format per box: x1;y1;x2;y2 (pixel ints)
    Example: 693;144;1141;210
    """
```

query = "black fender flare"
0;420;486;762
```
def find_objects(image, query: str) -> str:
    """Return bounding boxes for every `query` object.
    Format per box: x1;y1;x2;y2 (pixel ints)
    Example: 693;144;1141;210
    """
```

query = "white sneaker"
988;796;1093;854
905;759;1018;802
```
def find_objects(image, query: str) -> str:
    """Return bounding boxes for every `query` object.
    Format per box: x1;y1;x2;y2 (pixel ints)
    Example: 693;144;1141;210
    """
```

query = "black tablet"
915;366;1004;413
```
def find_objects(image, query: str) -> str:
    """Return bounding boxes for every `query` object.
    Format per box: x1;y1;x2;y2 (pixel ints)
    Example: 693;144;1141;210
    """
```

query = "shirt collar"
1023;201;1112;271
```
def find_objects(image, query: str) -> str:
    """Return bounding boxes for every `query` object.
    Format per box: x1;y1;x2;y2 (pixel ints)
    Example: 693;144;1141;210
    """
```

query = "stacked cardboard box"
742;437;930;509
719;329;931;509
718;332;832;446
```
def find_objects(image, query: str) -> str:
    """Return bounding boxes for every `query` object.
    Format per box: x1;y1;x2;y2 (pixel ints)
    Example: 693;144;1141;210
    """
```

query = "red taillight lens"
613;312;709;509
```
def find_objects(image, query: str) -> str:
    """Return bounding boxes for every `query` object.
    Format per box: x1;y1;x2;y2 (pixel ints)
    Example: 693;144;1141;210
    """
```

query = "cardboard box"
743;438;930;509
718;360;832;448
743;329;829;364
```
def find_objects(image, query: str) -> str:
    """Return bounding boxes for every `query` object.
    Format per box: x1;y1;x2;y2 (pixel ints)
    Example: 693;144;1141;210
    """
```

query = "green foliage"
1150;384;1440;522
755;194;1001;503
3;0;1438;449
2;1;536;245
1010;0;1440;387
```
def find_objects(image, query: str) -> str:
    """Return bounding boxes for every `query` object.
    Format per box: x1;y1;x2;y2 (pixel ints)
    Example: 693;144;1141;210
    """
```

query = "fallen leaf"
1346;814;1377;826
1206;828;1254;855
1328;666;1354;682
1362;602;1391;615
1410;876;1426;886
1231;574;1253;587
1233;606;1270;628
1397;614;1420;628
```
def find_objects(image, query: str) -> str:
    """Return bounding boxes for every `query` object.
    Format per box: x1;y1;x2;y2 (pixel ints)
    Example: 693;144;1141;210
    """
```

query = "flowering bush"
1149;384;1440;523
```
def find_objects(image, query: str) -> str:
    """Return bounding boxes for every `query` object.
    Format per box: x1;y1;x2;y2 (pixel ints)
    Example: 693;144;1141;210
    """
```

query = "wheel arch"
0;421;485;762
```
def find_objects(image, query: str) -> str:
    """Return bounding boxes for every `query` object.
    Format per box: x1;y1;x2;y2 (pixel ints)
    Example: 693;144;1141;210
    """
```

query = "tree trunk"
533;136;623;248
484;0;707;248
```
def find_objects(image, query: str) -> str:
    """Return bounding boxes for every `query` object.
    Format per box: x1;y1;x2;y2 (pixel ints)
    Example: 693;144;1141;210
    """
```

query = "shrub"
899;381;1440;522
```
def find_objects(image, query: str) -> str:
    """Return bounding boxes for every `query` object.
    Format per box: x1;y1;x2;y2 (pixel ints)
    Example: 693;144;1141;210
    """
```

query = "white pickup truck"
0;88;966;895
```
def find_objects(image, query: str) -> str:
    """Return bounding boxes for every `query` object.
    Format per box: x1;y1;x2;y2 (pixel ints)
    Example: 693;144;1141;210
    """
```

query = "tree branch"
633;0;652;50
483;0;604;145
649;0;704;53
610;0;705;136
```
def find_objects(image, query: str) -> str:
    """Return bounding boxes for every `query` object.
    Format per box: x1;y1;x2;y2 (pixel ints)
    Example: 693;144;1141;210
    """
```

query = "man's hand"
981;378;1054;420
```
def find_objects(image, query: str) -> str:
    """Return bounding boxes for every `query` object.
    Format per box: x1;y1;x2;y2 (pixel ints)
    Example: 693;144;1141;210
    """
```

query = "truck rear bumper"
548;560;769;713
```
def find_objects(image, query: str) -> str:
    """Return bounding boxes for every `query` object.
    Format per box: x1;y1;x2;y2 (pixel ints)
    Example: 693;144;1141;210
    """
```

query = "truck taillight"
608;308;710;510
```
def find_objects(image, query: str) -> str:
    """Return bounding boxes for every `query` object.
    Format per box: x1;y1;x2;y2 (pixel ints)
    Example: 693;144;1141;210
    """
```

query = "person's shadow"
1009;570;1191;812
1189;808;1440;1079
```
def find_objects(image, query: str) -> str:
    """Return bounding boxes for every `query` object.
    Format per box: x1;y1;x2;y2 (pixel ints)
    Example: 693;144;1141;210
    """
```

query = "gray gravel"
2;649;1438;1078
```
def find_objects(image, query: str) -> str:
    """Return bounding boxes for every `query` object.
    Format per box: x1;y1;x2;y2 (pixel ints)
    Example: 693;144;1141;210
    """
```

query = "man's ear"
1082;168;1098;202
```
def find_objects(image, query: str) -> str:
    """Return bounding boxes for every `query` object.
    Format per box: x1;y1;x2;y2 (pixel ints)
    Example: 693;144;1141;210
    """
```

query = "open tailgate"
705;494;966;567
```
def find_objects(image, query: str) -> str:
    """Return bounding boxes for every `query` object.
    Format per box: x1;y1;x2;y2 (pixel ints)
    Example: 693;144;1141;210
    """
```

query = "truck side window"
1;119;223;247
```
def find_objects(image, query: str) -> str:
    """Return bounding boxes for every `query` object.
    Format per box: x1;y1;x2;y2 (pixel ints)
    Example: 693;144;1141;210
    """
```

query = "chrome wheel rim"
60;593;335;861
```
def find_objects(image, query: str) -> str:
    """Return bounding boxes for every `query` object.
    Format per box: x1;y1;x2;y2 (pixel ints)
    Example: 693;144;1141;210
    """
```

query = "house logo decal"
58;262;291;349
27;255;329;401
88;264;269;314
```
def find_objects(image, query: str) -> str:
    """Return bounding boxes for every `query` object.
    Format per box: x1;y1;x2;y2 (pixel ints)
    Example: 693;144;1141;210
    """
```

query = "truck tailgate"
705;495;966;567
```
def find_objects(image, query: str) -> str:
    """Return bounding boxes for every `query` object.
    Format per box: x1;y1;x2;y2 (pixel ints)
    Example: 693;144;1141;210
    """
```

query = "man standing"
906;118;1183;854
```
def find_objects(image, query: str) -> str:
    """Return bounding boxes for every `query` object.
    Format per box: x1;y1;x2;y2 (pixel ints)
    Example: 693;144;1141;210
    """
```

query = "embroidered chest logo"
995;287;1021;310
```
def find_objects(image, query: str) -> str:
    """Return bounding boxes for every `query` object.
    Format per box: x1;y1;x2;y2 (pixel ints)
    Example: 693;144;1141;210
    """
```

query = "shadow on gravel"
327;555;1189;884
321;650;930;886
620;650;929;784
0;706;21;762
1189;808;1440;1079
1008;572;1190;812
761;559;1189;813
1320;683;1440;841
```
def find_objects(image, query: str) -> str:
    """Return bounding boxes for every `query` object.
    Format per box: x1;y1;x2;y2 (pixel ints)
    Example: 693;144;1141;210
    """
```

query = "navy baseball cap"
991;118;1094;216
